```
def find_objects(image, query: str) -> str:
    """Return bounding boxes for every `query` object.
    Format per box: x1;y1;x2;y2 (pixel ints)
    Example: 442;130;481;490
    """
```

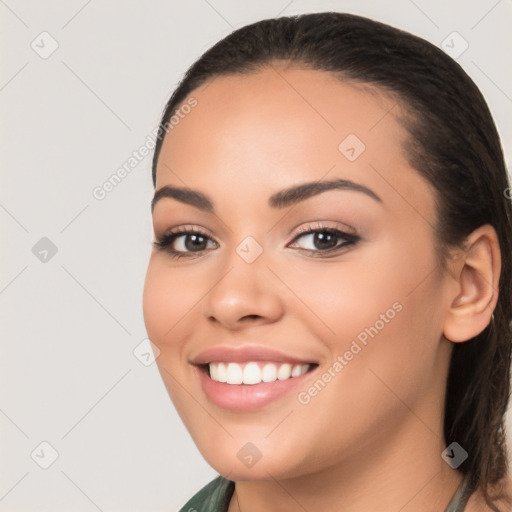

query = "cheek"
289;232;444;397
343;235;444;368
284;254;445;471
142;257;197;345
142;260;194;410
277;245;410;349
142;260;170;343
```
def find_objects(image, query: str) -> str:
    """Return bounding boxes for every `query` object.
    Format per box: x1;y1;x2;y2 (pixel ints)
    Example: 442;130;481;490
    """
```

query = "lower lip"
196;366;316;411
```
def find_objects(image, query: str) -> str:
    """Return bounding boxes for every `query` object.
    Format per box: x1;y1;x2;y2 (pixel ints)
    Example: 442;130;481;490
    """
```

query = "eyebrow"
151;178;382;213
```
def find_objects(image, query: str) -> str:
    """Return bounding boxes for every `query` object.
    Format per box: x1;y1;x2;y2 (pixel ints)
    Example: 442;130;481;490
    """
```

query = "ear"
443;224;501;343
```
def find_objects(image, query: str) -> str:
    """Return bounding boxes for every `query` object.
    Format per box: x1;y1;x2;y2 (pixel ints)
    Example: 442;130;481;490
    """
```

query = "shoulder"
178;475;235;512
465;476;512;512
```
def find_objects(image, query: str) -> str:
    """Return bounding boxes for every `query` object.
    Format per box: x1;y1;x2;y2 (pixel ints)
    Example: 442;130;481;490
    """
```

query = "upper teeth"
209;362;310;385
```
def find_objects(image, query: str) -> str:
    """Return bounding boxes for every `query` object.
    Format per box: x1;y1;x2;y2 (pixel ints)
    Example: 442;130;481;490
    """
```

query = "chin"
199;440;310;482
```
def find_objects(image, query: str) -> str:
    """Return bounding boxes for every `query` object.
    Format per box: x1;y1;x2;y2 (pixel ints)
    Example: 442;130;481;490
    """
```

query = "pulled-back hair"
152;12;512;509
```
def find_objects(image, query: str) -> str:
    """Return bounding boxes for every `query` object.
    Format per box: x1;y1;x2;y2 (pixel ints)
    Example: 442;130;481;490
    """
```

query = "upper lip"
191;346;317;366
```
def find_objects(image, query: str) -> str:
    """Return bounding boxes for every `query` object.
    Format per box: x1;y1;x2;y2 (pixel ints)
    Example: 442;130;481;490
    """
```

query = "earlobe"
443;224;501;343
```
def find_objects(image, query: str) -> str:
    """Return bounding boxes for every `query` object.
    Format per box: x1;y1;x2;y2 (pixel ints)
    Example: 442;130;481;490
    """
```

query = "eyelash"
152;223;360;260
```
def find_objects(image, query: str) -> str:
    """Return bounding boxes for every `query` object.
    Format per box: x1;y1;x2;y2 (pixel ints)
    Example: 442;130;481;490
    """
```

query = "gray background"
1;1;511;510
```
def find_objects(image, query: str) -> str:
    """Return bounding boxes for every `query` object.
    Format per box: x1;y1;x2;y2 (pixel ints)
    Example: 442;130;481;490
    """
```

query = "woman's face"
143;66;455;480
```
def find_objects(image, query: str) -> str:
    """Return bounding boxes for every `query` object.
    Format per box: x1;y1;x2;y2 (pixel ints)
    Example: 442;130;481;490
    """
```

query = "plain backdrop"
1;1;511;510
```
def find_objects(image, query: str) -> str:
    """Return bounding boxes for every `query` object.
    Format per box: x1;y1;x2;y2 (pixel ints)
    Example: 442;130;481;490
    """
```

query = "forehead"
158;66;404;172
160;67;401;153
155;66;434;223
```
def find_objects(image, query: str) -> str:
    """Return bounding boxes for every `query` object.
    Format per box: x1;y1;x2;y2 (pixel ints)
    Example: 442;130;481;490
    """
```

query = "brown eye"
289;226;359;255
153;227;218;258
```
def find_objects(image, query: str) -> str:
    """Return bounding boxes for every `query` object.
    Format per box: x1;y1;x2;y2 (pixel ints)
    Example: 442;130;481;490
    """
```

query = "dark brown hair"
151;12;512;509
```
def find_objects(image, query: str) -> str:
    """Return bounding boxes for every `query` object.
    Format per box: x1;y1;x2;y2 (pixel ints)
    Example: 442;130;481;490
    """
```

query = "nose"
201;248;285;331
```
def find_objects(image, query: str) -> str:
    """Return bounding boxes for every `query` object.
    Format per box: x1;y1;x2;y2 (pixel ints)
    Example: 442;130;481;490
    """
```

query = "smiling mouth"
203;361;318;385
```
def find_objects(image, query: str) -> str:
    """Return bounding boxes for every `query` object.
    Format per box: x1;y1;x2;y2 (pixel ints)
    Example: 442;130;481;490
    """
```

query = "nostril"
242;314;262;321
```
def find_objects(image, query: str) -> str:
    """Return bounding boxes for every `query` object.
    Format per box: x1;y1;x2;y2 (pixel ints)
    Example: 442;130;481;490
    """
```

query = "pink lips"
191;346;318;411
191;345;315;366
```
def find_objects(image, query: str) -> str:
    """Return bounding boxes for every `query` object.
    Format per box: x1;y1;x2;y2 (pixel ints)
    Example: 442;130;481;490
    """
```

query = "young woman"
143;12;512;511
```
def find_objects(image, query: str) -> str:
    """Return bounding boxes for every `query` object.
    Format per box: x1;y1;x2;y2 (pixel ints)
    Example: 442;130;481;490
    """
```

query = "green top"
178;473;473;511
